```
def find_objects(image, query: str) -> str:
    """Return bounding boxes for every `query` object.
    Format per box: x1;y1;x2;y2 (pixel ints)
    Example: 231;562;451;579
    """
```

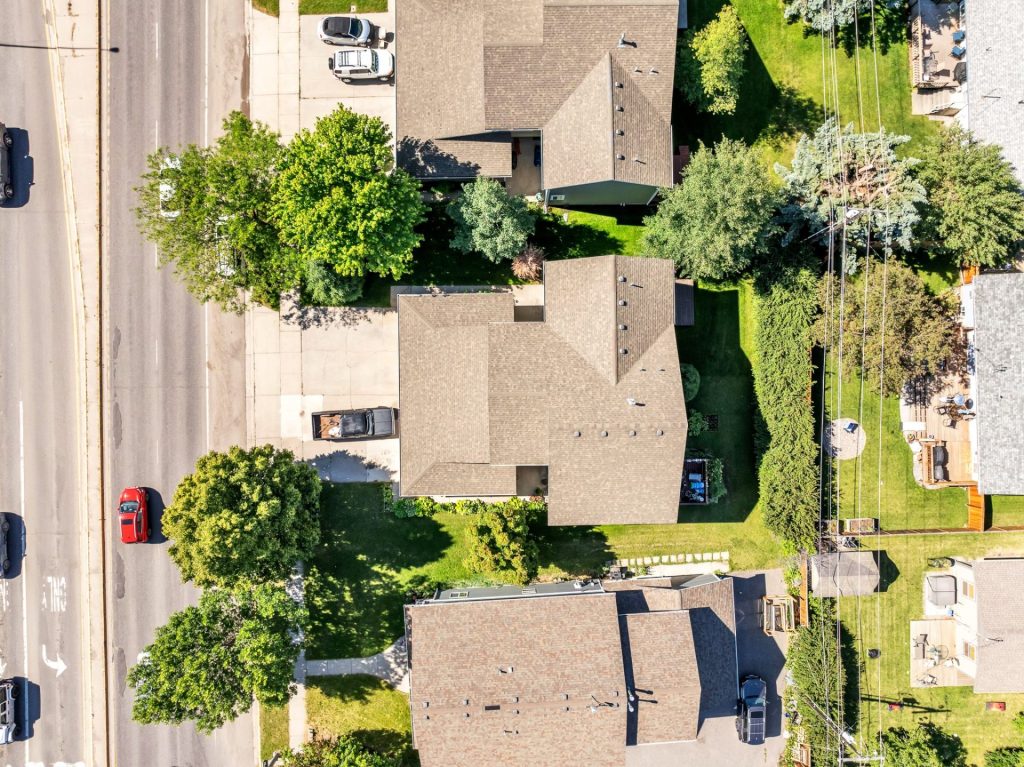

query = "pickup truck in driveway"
312;408;397;441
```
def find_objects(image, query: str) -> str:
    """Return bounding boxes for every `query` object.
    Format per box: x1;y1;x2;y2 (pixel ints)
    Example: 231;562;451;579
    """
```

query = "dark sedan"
318;16;375;46
736;674;767;745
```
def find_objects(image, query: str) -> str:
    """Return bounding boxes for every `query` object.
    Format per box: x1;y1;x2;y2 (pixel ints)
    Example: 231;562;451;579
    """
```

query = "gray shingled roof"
395;0;677;187
973;558;1024;693
972;273;1024;495
407;577;734;765
398;256;687;525
810;552;880;598
961;6;1024;183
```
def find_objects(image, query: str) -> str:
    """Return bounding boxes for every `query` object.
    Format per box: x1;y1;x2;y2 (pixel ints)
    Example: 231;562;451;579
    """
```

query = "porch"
909;618;973;688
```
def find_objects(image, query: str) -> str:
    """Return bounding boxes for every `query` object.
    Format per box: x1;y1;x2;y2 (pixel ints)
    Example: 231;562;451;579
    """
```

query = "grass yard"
681;0;939;167
300;0;389;14
259;703;290;761
253;0;280;16
306;675;417;765
842;533;1024;762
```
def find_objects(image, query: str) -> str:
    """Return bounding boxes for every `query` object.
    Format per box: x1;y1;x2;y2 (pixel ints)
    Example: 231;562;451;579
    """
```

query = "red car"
118;487;150;544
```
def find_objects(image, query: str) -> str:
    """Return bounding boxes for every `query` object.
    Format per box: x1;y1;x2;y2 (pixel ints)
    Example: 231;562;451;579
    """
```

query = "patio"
908;0;963;89
909;618;973;688
900;375;974;489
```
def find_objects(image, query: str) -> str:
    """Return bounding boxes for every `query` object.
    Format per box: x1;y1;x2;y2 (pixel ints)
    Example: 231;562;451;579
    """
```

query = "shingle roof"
397;256;687;525
810;552;880;598
395;0;677;188
961;6;1024;183
973;558;1024;693
407;577;729;765
407;592;629;767
972;273;1024;495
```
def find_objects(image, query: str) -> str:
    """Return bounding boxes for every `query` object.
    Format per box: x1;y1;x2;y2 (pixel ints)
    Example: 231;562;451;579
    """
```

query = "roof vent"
616;154;625;160
573;430;581;438
634;66;642;73
618;348;628;355
618;299;627;306
423;701;430;708
614;81;624;88
615;105;624;112
615;129;624;136
618;324;627;330
629;430;637;437
601;430;609;437
618;275;627;282
656;429;664;436
649;68;659;74
463;699;470;706
617;32;637;48
512;695;519;703
485;704;501;711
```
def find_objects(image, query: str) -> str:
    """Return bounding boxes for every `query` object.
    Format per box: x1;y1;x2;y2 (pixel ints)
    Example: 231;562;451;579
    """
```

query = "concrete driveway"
299;11;396;135
248;296;399;482
626;570;790;767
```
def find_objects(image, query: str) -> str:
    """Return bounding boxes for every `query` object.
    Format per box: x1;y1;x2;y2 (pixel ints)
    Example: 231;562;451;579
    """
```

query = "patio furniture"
918;674;938;686
952;45;966;58
952;30;965;43
987;701;1007;712
944;418;956;428
844;421;859;434
937;405;949;415
953;393;966;406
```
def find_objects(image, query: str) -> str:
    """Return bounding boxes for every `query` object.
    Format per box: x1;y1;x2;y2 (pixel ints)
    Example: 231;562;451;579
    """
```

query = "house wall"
546;180;658;206
950;559;979;679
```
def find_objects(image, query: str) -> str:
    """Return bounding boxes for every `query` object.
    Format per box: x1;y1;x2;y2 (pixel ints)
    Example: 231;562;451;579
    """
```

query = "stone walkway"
306;637;410;692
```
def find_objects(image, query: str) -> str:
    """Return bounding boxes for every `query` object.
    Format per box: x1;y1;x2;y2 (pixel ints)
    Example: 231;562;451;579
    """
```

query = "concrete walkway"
288;564;308;751
306;637;410;692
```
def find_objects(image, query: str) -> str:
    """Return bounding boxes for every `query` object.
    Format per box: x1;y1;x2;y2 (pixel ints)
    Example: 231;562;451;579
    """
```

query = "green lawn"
681;0;939;167
260;703;290;761
300;0;389;13
253;0;280;16
842;533;1024;762
307;675;417;765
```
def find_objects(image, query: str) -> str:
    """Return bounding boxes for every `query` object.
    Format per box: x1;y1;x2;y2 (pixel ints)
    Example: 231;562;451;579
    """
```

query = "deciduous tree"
813;261;960;395
271;105;426;286
448;177;536;263
677;6;748;115
163;445;322;588
464;497;539;585
128;583;304;732
281;735;403;767
882;723;968;767
135;112;292;312
916;124;1024;268
777;120;926;265
643;139;781;280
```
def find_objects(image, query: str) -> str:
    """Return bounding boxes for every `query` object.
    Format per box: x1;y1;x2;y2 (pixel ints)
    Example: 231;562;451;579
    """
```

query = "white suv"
328;47;394;83
0;679;17;745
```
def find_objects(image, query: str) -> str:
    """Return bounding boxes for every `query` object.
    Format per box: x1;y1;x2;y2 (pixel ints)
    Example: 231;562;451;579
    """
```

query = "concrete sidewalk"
306;637;410;691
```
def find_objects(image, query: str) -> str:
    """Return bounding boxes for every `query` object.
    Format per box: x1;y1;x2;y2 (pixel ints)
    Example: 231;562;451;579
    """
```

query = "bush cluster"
787;599;845;765
753;263;820;551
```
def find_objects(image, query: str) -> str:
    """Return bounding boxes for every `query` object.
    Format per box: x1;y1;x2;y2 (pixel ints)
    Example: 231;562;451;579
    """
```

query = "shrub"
788;599;845;766
303;259;364;306
512;244;545;281
688;410;709;437
680;363;701;402
464;497;540;585
985;749;1024;767
676;6;748;116
706;456;726;504
448;177;535;263
753;259;820;551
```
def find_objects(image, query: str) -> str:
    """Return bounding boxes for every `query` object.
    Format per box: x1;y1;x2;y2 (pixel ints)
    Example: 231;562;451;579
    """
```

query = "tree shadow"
396;136;485;179
532;211;622;260
838;2;910;57
922;721;969;766
672;27;819;154
305;484;453;659
533;520;613;577
350;729;420;765
280;295;391;330
308;674;392;705
305;449;397;484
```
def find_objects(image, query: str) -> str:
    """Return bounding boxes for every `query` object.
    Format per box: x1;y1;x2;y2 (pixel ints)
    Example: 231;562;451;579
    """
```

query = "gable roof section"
972;273;1024;495
396;0;678;189
973;558;1024;693
621;611;701;744
407;591;628;767
398;256;687;525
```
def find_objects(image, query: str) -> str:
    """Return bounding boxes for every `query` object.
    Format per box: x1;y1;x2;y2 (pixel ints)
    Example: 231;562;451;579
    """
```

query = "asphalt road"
103;0;249;764
0;4;90;765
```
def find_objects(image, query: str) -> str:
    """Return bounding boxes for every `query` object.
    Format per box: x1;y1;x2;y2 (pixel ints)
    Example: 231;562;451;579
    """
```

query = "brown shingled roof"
396;0;678;188
397;256;687;525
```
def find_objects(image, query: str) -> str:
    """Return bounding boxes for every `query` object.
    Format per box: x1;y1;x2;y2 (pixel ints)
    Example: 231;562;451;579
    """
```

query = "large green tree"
813;260;960;395
281;735;403;767
784;0;861;31
642;139;781;280
677;6;748;116
271;105;426;291
777;120;926;265
135;112;292;311
163;445;322;588
882;723;968;767
448;177;536;263
128;583;304;732
916;124;1024;268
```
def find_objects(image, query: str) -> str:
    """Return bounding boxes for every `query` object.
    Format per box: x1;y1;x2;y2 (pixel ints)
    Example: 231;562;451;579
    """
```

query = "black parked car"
0;514;11;575
736;674;767;745
0;122;14;201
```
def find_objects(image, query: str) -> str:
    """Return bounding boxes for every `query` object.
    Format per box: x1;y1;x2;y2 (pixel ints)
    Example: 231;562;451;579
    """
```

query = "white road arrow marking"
42;645;67;677
0;655;6;676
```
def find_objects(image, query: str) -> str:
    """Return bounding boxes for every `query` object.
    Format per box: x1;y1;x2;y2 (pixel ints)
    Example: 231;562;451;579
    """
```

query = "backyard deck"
909;0;963;89
901;375;974;488
909;618;973;688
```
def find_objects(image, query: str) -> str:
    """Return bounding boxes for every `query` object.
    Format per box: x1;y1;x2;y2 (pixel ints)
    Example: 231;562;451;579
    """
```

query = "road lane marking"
42;645;68;677
155;337;159;368
18;402;29;763
154;21;159;61
154;118;159;150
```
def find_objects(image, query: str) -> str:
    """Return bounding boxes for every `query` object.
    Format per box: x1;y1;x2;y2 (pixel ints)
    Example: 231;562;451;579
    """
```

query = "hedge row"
753;264;820;551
